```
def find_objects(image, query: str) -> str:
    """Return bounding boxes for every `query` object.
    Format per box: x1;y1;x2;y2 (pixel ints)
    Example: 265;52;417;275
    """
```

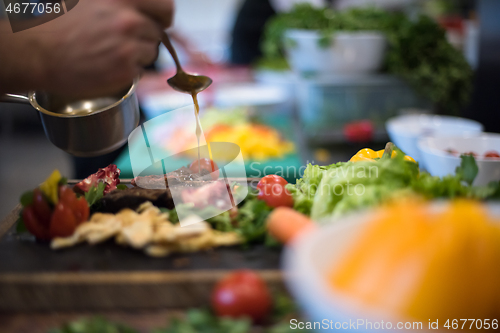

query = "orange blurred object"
267;207;315;244
329;199;500;322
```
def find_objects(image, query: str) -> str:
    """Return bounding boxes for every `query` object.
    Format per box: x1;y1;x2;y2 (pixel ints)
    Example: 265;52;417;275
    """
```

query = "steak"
131;167;212;189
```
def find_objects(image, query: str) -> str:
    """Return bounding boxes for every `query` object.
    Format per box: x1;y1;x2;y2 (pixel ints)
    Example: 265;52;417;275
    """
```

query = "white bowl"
284;30;387;74
418;133;500;186
386;114;483;164
283;203;500;332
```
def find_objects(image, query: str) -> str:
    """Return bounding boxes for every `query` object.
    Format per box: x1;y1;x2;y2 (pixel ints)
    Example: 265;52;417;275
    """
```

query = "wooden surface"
0;309;186;333
0;178;285;312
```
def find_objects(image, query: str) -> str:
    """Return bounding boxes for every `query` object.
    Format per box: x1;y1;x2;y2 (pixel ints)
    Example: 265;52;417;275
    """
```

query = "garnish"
74;164;121;195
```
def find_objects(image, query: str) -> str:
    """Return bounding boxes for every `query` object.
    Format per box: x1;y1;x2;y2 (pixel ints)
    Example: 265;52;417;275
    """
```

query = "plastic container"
387;114;484;164
418;133;500;186
296;75;432;143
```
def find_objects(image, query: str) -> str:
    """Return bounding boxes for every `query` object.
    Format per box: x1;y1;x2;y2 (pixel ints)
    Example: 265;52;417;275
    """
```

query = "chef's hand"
0;0;173;97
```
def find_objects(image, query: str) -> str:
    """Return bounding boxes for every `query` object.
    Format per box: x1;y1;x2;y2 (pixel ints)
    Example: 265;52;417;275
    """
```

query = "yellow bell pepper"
349;145;415;163
39;169;62;204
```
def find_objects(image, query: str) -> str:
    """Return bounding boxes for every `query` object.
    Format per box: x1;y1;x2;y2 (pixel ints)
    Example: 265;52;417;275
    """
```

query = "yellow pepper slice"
39;169;62;204
350;146;415;163
349;148;379;162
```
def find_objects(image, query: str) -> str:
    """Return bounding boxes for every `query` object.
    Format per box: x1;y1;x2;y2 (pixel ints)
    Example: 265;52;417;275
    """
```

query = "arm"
0;0;174;97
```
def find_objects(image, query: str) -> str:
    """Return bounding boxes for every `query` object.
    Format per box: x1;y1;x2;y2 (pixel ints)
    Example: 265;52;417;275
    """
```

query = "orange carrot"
266;207;315;244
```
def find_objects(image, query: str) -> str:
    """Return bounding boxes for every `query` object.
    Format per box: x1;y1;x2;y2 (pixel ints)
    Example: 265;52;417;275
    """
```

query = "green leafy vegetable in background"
49;317;137;333
50;294;305;333
288;153;500;221
260;5;472;114
153;309;251;333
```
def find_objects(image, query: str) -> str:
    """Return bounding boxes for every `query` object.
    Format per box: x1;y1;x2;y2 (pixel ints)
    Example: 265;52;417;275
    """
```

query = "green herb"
232;194;274;244
84;182;106;208
49;316;137;333
455;154;479;186
16;215;28;234
260;5;472;114
253;57;290;72
161;189;275;246
153;309;251;333
20;190;34;207
153;294;302;333
116;184;128;190
59;177;68;186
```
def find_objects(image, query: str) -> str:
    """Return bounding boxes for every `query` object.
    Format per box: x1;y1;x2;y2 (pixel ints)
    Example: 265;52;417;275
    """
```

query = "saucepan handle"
0;93;31;104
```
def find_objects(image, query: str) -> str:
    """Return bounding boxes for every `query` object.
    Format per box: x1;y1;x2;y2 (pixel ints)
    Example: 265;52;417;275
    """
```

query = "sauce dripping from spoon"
161;32;213;179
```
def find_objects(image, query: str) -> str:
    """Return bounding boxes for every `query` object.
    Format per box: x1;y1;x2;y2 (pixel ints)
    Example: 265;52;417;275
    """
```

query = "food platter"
0;178;285;312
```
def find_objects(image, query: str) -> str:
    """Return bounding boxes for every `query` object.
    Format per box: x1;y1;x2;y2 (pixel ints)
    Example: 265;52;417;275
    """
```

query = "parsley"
84;182;106;208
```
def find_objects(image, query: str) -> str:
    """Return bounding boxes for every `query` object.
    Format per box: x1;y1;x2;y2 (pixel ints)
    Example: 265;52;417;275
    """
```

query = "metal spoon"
161;32;212;94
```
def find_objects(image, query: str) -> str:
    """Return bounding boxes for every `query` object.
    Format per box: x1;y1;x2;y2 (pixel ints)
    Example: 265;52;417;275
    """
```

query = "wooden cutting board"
0;179;284;312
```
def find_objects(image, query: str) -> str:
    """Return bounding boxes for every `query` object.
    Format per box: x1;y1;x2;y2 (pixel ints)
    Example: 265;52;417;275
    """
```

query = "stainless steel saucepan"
0;79;140;157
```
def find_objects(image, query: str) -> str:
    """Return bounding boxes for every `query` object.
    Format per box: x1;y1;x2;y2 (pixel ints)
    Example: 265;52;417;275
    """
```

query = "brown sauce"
191;92;202;176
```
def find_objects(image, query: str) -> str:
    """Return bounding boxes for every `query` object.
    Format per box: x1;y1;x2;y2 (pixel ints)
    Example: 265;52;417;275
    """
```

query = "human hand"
1;0;173;97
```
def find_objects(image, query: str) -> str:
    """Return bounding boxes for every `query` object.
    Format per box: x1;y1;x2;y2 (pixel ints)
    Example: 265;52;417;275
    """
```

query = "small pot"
1;79;140;157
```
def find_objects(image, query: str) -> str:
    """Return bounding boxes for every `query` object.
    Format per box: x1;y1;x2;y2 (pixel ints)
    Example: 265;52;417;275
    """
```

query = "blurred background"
1;0;499;220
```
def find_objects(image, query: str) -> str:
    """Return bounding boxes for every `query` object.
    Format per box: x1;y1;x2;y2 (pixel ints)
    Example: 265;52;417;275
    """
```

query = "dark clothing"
230;0;276;65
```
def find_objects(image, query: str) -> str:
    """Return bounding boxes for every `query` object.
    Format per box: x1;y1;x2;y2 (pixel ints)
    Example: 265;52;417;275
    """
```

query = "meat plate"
0;179;284;311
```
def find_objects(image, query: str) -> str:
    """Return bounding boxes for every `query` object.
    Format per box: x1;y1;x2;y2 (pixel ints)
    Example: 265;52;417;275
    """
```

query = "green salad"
288;152;500;221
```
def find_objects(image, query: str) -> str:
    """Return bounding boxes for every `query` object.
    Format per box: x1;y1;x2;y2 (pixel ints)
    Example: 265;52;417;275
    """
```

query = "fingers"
134;40;159;67
126;0;174;28
117;10;162;42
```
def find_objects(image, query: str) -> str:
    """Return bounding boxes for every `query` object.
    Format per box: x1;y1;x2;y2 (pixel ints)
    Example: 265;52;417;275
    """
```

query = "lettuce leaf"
288;153;499;221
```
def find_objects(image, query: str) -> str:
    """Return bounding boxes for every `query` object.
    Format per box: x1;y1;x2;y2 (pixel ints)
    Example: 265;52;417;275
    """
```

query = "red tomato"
485;151;500;158
59;186;77;207
22;206;51;241
58;186;89;223
256;175;293;208
189;158;219;180
343;120;374;143
73;196;90;223
211;270;272;323
49;202;78;238
464;151;478;157
32;189;52;227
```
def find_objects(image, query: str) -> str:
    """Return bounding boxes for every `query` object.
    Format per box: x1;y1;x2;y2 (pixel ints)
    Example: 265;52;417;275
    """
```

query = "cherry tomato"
464;151;478;157
73;196;90;223
58;186;89;223
32;189;52;227
22;206;51;241
485;151;500;158
211;270;272;323
256;175;293;208
189;158;219;180
59;186;77;208
49;202;78;238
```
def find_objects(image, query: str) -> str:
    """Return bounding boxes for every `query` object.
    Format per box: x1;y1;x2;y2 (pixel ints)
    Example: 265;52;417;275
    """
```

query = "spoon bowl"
167;71;212;95
162;32;213;95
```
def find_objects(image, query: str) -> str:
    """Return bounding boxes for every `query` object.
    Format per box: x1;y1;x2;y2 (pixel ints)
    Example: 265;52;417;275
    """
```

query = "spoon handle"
161;32;183;73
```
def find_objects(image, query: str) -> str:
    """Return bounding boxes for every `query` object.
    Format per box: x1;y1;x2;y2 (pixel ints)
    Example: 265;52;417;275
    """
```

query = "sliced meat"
131;167;212;189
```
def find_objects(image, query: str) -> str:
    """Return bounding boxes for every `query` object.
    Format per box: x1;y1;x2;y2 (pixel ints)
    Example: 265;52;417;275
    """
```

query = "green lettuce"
288;153;500;221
